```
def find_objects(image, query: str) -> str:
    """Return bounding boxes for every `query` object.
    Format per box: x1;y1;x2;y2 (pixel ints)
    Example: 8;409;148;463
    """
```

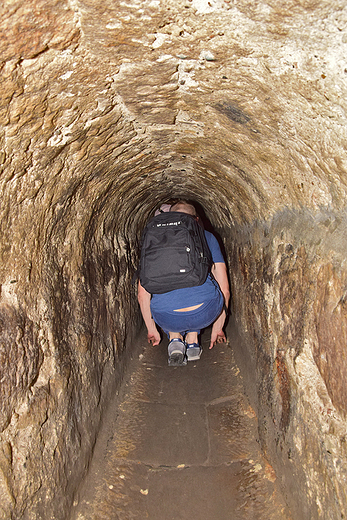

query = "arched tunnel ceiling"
1;3;347;519
1;0;347;281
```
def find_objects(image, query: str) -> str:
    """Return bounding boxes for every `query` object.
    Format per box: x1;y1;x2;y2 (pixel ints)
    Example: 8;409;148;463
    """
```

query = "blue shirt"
150;231;224;312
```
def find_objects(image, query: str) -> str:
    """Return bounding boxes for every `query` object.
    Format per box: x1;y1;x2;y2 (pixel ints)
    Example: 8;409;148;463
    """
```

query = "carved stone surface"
229;209;347;519
0;0;347;518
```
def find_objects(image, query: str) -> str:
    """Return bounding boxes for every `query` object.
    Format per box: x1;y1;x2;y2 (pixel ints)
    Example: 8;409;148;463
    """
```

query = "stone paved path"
71;330;292;520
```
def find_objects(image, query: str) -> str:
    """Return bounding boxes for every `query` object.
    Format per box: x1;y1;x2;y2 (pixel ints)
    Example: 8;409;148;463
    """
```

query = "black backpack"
139;212;213;294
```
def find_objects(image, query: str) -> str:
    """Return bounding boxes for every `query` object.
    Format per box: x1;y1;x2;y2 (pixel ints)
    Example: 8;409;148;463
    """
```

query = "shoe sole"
168;352;187;366
186;348;202;361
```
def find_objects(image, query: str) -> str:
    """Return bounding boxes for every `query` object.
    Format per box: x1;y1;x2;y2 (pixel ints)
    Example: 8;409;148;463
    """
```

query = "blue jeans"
151;288;224;337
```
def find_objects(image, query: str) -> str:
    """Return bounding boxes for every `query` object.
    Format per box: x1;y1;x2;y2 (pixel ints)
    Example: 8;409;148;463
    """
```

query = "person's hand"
147;329;161;346
209;330;226;349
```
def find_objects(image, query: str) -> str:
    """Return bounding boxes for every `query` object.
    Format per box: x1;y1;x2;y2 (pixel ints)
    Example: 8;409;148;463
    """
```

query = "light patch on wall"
191;0;225;14
152;33;168;49
59;70;74;80
0;280;19;307
106;21;123;29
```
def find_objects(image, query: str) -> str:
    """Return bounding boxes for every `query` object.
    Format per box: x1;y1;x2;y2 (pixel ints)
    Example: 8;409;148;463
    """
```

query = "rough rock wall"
228;209;347;519
0;0;347;518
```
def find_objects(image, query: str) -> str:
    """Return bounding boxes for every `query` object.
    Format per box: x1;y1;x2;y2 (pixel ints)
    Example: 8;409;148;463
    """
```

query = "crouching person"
137;200;230;366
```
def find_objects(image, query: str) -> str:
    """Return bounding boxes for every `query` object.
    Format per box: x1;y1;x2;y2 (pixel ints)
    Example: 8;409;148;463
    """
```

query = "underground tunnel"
1;0;347;518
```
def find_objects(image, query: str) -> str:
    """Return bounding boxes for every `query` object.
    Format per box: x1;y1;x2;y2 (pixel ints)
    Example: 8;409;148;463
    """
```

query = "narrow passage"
72;328;292;520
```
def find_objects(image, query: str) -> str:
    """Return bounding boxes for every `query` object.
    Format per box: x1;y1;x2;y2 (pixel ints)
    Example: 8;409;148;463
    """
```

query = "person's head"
170;200;197;217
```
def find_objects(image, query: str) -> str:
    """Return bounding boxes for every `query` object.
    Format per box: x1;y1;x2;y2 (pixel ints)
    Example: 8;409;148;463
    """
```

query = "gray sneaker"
186;343;202;361
168;339;187;366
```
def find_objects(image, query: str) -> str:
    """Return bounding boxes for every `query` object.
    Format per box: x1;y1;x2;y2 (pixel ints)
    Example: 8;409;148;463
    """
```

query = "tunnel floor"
71;327;292;520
